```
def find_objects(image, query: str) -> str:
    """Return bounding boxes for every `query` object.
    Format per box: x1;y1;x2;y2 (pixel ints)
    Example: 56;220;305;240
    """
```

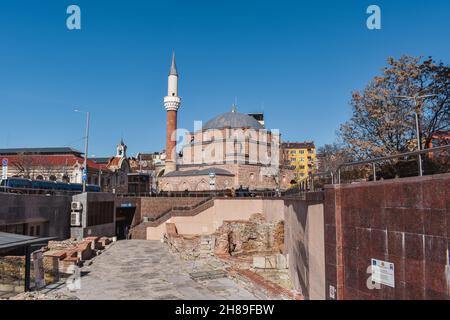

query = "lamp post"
75;109;90;192
393;94;436;176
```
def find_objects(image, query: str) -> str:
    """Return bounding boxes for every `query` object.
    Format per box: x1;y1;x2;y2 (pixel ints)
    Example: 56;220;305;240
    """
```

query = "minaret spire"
164;52;182;174
169;51;178;76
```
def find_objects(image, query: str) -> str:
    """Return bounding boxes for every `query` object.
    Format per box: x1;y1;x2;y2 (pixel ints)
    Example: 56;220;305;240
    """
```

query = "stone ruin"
0;236;114;298
213;213;284;258
164;213;286;266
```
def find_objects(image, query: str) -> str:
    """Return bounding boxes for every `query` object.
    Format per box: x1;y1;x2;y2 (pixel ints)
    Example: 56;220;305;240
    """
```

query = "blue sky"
1;0;449;157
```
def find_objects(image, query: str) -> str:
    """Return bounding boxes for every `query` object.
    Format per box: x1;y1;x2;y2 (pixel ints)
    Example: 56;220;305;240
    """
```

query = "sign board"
447;250;450;284
121;203;134;208
371;258;395;288
82;168;87;182
329;285;336;299
1;158;8;180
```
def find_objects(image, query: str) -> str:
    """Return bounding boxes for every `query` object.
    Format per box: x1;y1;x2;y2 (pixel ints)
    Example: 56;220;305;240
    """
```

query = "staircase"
130;198;215;239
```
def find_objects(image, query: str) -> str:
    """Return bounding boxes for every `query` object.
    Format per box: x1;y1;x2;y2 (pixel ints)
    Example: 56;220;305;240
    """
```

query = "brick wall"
324;173;450;300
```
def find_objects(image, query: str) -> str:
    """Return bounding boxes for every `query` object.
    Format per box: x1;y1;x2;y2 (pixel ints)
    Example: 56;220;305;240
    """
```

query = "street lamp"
74;109;90;192
393;94;437;176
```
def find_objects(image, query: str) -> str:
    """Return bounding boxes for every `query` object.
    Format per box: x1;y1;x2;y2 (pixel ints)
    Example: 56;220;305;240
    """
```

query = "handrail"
337;145;449;169
310;145;449;188
141;197;214;223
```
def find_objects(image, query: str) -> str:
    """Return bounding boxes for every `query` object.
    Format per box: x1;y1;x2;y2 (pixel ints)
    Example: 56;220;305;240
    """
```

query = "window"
29;226;34;236
49;175;57;181
36;225;41;236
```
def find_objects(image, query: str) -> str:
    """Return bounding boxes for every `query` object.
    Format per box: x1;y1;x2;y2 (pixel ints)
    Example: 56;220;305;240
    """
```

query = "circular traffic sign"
2;159;8;166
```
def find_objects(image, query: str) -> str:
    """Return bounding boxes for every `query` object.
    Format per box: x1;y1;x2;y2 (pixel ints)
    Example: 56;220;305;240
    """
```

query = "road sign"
82;169;87;182
1;158;8;180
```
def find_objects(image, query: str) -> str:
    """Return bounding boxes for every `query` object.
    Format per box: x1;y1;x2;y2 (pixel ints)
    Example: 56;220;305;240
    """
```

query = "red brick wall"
324;173;450;300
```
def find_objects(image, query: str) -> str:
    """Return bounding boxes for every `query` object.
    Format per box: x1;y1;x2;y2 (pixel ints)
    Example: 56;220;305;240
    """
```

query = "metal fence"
310;145;449;190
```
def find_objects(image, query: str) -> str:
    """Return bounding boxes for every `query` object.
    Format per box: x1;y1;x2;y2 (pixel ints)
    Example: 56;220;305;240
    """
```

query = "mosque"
158;54;295;192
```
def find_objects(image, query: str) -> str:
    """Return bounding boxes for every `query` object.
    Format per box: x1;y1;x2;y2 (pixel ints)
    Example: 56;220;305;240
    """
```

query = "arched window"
36;175;44;181
49;175;57;182
62;175;70;183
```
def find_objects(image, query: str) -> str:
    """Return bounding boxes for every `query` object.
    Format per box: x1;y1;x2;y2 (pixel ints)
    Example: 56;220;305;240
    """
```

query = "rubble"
8;291;79;300
0;236;114;300
164;223;214;260
213;213;285;257
162;213;296;299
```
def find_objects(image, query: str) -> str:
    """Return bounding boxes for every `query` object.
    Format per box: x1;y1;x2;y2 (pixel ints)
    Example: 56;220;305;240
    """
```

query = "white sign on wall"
329;285;336;299
371;259;395;288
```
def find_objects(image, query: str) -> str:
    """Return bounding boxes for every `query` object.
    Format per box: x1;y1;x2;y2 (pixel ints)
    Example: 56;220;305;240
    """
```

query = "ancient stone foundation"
213;213;284;257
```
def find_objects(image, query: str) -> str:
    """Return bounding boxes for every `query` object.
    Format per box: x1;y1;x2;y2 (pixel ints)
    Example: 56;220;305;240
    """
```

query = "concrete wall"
284;199;325;300
70;192;116;240
324;173;450;300
146;198;285;240
0;193;71;239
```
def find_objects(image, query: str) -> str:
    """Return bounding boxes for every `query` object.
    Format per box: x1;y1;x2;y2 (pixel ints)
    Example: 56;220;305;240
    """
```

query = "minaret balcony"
164;96;181;111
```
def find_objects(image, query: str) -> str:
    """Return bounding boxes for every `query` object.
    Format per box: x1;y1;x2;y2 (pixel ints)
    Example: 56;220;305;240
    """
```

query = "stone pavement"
54;240;262;300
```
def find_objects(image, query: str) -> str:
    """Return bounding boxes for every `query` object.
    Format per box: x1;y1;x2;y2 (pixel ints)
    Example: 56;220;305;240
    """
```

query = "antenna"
232;97;238;113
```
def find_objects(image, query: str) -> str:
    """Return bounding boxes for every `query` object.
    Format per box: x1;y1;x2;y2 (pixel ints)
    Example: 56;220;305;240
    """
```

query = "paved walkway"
55;240;260;300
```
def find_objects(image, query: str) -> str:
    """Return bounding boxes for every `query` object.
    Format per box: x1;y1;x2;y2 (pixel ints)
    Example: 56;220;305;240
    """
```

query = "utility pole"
75;109;90;192
393;94;436;177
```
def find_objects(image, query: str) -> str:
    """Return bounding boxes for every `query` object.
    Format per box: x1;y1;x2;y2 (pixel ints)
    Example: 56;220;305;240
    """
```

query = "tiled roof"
1;155;107;171
89;157;112;164
282;142;315;149
107;157;122;169
0;147;82;156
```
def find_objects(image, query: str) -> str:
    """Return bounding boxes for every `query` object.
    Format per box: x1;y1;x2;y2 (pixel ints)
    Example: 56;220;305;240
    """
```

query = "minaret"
163;52;181;174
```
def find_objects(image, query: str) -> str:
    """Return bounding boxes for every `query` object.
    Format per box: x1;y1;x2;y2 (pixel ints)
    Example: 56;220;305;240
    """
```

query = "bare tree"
10;153;37;178
340;56;450;159
317;143;350;173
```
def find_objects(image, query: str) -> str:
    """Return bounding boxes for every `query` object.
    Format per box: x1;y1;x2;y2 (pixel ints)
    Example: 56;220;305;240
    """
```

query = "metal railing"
311;145;449;190
0;186;82;196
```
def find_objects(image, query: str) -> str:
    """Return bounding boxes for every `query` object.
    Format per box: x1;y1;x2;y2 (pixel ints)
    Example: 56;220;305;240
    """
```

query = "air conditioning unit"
71;201;83;211
71;211;81;227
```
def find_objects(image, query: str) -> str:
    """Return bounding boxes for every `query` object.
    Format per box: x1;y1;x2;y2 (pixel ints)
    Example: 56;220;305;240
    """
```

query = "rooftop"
203;111;265;131
0;232;55;251
0;147;83;156
282;142;316;149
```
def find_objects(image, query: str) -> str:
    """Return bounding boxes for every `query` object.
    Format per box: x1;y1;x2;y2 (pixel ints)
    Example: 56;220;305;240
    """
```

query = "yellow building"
282;142;317;182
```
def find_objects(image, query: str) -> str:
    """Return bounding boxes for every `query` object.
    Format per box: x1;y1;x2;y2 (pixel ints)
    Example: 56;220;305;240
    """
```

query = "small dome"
203;112;264;130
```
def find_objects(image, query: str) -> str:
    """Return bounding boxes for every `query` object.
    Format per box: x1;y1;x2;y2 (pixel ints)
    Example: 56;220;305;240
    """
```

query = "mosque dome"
203;111;264;131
